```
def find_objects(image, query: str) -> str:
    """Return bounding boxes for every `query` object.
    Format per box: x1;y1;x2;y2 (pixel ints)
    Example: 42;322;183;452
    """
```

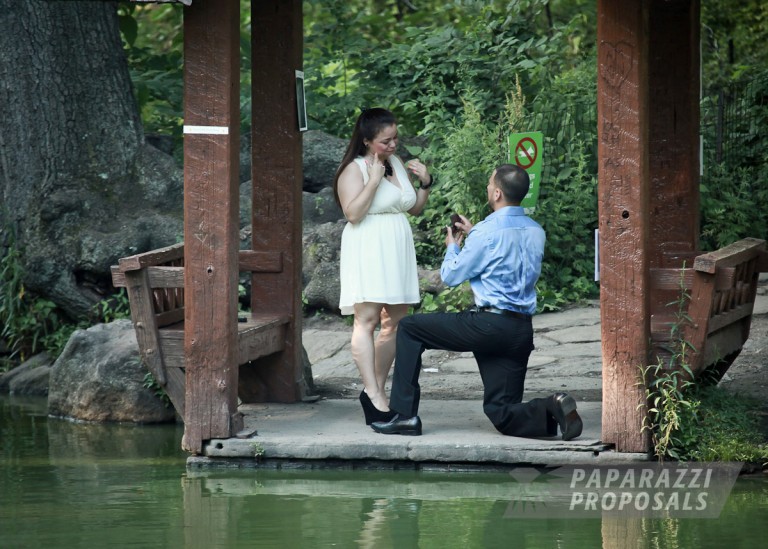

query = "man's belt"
470;306;532;320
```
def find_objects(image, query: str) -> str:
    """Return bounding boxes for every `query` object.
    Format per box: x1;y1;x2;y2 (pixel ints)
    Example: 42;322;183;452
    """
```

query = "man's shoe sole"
372;428;422;436
553;393;583;441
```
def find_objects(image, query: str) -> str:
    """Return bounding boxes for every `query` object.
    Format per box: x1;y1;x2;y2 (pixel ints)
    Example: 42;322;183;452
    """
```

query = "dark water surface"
1;395;766;548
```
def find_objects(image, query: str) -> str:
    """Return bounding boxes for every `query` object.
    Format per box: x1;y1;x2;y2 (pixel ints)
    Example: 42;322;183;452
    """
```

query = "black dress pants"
389;310;557;438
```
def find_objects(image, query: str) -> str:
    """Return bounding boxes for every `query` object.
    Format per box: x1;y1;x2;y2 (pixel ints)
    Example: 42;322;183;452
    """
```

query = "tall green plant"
639;276;698;461
0;232;72;369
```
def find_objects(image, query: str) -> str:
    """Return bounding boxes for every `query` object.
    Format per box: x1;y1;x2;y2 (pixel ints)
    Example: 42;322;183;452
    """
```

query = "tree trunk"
0;0;183;318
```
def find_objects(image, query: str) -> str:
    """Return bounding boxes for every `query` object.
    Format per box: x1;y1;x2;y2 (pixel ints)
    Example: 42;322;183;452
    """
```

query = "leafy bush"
1;233;74;368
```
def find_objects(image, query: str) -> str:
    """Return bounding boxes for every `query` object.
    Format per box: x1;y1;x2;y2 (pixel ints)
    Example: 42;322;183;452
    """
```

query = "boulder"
48;319;175;423
0;352;52;396
302;221;345;311
303;187;344;226
302;130;347;192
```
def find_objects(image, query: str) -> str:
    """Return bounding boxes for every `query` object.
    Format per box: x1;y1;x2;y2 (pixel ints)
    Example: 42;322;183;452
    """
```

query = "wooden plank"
238;322;287;364
693;237;766;273
707;302;755;334
124;269;168;386
155;308;185;328
159;316;289;369
597;0;651;453
144;266;185;288
111;265;126;288
117;243;184;272
118;260;281;290
163;365;187;419
244;0;305;403
181;0;241;454
238;250;283;273
683;269;716;374
698;322;749;376
649;267;694;290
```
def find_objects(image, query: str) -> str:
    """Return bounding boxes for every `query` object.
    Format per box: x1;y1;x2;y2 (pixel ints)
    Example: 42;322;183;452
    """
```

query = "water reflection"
1;395;766;548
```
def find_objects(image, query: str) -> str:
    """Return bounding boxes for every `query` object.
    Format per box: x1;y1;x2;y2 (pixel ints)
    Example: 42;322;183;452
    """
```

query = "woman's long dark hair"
333;108;397;207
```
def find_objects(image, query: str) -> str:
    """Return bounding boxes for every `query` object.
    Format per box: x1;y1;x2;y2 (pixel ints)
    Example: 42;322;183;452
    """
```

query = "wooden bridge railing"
111;243;289;418
650;237;768;380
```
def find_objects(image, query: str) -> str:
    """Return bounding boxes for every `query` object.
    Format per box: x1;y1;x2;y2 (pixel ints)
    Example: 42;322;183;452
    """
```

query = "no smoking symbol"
514;137;537;169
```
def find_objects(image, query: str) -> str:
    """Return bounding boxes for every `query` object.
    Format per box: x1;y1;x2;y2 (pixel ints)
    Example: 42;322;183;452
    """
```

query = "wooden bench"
650;237;768;381
111;243;289;417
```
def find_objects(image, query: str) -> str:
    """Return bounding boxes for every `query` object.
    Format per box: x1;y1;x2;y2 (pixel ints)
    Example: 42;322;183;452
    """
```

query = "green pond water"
1;394;766;548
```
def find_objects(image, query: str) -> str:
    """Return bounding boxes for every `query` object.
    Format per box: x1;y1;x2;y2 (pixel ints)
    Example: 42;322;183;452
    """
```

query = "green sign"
507;131;543;211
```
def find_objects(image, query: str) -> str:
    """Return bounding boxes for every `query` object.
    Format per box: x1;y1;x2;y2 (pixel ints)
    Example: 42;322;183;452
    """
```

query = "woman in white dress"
333;108;434;425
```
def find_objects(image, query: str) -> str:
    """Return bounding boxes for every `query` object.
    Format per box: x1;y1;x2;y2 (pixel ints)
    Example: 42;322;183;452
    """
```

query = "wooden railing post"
181;0;241;453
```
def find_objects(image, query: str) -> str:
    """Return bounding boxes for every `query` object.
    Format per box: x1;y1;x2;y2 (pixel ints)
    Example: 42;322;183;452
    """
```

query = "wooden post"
240;0;305;403
181;0;241;453
647;0;701;267
597;0;651;453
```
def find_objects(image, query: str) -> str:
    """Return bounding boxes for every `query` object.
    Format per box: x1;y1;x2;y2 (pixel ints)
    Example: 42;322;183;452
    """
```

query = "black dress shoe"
546;393;583;441
371;414;422;436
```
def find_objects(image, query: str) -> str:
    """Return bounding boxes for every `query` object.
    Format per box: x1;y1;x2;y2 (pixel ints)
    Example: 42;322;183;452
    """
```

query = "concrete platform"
186;284;766;470
193;399;648;468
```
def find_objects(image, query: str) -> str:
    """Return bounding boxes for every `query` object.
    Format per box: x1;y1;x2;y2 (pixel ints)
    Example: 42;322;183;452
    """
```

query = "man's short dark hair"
494;164;530;204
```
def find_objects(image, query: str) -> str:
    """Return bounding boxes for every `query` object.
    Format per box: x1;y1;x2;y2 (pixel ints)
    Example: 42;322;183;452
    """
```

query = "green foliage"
94;289;132;324
702;0;768;85
119;3;184;157
534;136;599;310
411;86;598;312
640;276;698;461
700;163;768;250
303;0;580;138
1;229;137;371
417;284;475;314
411;94;503;269
143;371;172;408
1;232;76;369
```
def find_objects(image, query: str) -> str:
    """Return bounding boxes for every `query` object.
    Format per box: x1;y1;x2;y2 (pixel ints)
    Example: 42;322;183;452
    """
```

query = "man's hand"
445;214;472;247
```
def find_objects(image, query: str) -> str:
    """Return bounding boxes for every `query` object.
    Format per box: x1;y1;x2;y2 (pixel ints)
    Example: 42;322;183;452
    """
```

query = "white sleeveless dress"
338;155;420;315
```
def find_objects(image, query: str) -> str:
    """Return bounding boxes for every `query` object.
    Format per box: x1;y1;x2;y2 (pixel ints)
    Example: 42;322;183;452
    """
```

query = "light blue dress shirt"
440;206;546;315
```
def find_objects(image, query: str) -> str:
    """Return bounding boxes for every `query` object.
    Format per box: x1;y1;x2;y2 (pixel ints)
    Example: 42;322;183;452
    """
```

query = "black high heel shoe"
359;391;396;425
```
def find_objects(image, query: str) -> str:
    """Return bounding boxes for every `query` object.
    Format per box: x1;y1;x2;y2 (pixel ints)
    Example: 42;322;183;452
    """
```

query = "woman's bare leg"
351;302;389;412
374;304;410;401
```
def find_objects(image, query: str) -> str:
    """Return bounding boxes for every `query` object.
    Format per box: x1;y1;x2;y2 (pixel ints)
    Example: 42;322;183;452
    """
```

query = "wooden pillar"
240;0;304;403
648;0;700;266
181;0;241;453
597;0;651;453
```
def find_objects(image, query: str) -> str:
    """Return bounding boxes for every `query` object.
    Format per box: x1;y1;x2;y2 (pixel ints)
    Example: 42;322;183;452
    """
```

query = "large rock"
302;222;345;311
0;352;52;396
48;319;175;423
19;143;184;320
303;187;344;226
302;130;347;192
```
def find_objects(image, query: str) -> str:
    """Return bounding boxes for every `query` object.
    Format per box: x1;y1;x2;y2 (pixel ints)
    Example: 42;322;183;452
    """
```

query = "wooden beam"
597;0;651;453
242;0;305;403
181;0;240;454
647;0;701;267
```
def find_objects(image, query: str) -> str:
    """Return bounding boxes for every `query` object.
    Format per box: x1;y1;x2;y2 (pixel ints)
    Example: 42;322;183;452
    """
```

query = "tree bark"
0;0;183;318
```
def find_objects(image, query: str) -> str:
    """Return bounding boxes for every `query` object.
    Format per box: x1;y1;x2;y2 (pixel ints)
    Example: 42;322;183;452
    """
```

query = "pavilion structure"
119;0;765;455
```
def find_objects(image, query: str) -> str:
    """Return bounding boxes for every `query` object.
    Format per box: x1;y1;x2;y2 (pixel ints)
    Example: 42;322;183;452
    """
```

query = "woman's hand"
366;152;386;184
405;159;430;186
